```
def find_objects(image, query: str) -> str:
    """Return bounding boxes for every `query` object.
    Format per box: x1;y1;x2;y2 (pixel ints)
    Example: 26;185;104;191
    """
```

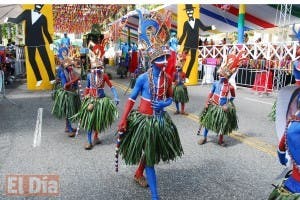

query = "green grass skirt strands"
119;111;184;166
51;88;81;119
268;100;276;122
51;82;62;101
173;85;189;103
268;181;300;200
199;102;238;135
70;96;118;132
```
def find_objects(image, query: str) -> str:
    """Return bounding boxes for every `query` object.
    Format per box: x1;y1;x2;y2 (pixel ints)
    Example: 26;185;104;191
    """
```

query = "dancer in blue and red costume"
172;56;189;115
117;46;184;200
71;55;119;150
268;47;300;199
198;51;245;146
52;58;80;137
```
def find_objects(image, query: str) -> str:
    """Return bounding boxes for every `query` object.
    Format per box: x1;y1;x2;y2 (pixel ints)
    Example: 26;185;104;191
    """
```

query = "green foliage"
119;111;183;166
1;23;16;40
70;96;118;132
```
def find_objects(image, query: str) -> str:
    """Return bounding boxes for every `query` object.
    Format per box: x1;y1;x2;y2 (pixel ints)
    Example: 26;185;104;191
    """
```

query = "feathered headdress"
137;9;171;63
217;51;246;79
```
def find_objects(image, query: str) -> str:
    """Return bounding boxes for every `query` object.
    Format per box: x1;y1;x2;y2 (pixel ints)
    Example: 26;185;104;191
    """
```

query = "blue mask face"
153;56;167;69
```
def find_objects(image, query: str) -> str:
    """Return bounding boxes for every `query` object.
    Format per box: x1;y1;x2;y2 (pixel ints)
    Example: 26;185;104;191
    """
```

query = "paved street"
0;72;286;200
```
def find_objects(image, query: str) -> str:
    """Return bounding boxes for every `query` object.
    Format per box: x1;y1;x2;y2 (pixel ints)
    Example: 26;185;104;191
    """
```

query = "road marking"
114;82;277;157
244;97;273;105
33;108;43;148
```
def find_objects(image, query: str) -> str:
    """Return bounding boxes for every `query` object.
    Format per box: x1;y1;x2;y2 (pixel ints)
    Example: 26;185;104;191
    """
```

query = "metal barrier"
15;45;26;76
198;42;298;93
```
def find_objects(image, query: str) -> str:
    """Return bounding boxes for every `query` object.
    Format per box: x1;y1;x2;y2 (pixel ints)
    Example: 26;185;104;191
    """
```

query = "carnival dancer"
165;31;178;79
71;55;119;150
117;45;184;200
268;47;300;199
128;43;139;75
52;58;81;137
198;51;245;146
129;65;145;89
172;57;189;115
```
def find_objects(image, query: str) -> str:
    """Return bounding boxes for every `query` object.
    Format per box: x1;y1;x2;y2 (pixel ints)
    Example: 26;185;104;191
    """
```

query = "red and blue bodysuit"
52;62;80;137
172;67;189;114
80;69;119;149
199;76;237;146
118;55;183;200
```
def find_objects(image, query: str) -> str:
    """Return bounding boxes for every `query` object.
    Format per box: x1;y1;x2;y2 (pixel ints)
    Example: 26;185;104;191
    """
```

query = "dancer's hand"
152;98;172;111
277;150;287;166
118;119;127;132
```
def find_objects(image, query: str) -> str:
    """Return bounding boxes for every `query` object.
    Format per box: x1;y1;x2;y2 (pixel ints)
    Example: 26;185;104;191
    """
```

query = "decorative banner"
8;4;55;90
177;4;200;86
52;5;128;34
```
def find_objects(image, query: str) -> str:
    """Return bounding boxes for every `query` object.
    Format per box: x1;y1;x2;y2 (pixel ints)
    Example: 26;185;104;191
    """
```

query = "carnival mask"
153;55;168;69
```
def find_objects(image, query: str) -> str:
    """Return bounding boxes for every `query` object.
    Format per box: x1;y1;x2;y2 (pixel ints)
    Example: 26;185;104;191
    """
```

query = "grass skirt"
51;88;81;119
51;82;62;100
70;96;118;132
268;100;276;122
119;111;184;166
268;180;300;200
199;102;238;135
173;85;189;103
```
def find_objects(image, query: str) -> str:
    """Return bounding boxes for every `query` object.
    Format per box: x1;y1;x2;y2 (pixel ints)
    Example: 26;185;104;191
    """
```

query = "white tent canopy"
0;4;22;24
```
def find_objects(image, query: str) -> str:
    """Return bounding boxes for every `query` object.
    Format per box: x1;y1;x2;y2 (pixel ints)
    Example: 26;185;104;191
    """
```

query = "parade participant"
268;47;300;199
57;43;69;61
172;56;189;115
52;58;81;137
129;65;145;89
128;42;138;75
269;91;300;200
61;32;71;48
198;51;245;146
117;44;184;200
71;54;119;150
166;31;178;80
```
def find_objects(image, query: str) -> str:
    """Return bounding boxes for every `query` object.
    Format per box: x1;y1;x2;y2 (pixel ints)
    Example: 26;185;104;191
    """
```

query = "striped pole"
115;131;124;172
238;4;246;44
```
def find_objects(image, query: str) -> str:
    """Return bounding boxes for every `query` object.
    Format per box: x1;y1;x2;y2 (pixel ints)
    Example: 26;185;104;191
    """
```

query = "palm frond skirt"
119;111;184;166
70;96;118;132
51;88;81;119
173;85;189;103
199;102;238;135
268;180;300;200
